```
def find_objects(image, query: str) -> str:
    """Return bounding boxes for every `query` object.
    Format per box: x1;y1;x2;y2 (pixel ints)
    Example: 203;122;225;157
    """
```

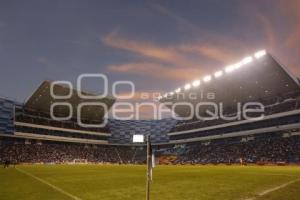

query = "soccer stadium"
1;1;300;200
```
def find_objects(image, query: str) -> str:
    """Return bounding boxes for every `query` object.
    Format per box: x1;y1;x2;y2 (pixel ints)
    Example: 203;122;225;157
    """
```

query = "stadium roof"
160;51;300;118
24;80;115;121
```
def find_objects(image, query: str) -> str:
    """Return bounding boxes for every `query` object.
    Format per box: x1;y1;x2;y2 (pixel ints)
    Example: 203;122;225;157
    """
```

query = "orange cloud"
151;3;201;34
256;14;277;50
108;62;203;81
102;31;195;67
179;43;238;64
280;0;300;49
103;2;300;83
286;29;300;49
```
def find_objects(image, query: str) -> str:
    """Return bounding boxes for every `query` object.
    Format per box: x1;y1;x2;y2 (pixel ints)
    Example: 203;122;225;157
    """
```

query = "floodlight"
241;56;253;65
233;62;242;69
133;135;144;143
175;88;181;93
225;65;235;73
184;84;191;90
203;75;212;82
163;93;168;98
192;80;200;87
169;92;174;95
254;50;266;59
214;71;223;78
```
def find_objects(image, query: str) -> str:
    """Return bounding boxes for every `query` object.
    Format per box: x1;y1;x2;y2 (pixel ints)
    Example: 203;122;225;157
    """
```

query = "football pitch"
0;165;300;200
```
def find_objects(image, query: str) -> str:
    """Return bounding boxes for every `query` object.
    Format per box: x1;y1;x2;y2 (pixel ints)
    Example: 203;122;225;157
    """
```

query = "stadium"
1;50;300;200
1;1;300;200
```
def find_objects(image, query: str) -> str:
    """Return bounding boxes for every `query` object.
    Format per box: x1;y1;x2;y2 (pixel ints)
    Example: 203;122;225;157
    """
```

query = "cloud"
286;29;300;49
102;31;195;67
246;1;300;77
104;1;300;84
179;43;238;64
256;14;277;49
106;1;300;120
279;0;300;49
102;3;260;83
102;30;250;83
150;3;201;34
108;62;203;81
103;32;251;82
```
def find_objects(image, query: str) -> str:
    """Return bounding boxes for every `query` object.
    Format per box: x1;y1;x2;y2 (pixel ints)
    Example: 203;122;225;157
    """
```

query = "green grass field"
0;165;300;200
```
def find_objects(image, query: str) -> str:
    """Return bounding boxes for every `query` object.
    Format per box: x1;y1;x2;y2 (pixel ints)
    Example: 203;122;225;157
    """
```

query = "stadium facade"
1;51;300;164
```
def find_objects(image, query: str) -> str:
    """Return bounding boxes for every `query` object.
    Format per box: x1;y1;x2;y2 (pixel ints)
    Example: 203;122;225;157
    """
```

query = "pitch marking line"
241;172;300;178
15;167;83;200
244;178;300;200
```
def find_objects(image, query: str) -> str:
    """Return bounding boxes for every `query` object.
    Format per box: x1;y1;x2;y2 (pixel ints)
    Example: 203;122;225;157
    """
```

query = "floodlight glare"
203;75;212;82
133;134;144;143
192;80;201;87
233;62;242;69
254;50;266;59
175;88;181;93
165;50;263;96
184;84;191;90
225;65;235;73
241;56;253;65
214;71;223;78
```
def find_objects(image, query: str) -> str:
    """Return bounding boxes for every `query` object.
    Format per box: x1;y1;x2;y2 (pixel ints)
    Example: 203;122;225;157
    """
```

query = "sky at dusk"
0;0;300;119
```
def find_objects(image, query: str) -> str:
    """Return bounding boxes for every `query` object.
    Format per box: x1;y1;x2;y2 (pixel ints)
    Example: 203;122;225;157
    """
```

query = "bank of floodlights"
157;49;267;100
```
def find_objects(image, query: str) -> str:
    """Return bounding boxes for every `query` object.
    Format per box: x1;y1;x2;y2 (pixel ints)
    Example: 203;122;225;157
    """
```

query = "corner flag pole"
146;135;151;200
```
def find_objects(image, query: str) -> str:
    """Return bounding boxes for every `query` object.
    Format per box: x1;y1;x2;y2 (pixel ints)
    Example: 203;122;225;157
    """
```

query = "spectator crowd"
0;141;145;164
173;135;300;164
1;135;299;165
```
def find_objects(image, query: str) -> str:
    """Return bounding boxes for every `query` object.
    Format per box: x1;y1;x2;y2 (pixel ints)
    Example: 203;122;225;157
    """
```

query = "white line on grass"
15;167;83;200
244;178;300;200
241;172;300;178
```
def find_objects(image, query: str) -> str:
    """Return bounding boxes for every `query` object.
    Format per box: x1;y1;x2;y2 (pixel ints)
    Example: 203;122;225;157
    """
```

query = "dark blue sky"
0;0;299;103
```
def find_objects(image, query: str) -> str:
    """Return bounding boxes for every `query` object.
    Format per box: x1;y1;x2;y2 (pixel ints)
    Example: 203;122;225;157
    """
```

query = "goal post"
72;159;88;164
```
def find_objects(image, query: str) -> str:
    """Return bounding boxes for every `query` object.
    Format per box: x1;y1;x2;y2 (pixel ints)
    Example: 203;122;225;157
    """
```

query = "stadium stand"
0;51;300;165
1;133;299;165
160;53;300;145
0;138;146;164
171;134;300;165
0;98;15;135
